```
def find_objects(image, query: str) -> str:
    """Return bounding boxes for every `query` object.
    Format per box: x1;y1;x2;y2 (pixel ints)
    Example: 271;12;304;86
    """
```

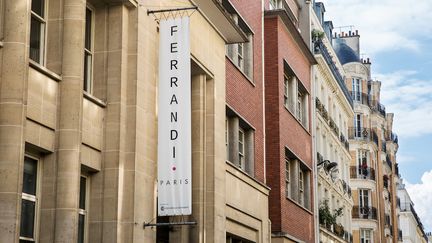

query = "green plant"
319;200;344;228
312;29;325;41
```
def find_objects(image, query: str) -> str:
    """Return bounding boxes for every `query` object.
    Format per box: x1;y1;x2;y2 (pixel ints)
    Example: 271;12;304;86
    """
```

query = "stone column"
101;4;129;243
0;0;30;242
54;0;85;242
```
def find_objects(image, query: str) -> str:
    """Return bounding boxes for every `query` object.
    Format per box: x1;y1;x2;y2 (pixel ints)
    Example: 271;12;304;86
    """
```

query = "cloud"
405;170;432;232
320;0;432;55
373;70;432;138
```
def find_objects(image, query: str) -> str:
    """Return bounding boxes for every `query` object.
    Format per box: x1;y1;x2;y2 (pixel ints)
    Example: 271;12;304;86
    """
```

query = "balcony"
341;179;352;198
386;155;392;171
316;98;329;122
350;166;376;181
371;130;379;147
348;127;370;140
386;132;398;144
370;100;386;117
329;117;340;137
351;92;371;106
314;39;353;108
339;134;350;152
352;206;377;220
381;141;387;153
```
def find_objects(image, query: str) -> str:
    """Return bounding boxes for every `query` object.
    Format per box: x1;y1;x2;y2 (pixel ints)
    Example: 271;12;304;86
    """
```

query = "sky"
320;0;432;233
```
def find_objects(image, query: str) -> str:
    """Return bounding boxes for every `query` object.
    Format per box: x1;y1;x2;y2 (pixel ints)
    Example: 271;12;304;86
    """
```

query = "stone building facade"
0;0;270;242
311;3;354;243
333;29;401;243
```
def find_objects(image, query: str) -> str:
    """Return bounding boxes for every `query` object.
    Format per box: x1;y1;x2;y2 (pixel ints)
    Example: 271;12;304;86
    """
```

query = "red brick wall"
226;0;265;182
265;16;315;243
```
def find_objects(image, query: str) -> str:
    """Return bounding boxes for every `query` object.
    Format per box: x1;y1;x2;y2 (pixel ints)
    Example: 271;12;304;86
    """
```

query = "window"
359;189;370;215
78;176;89;243
237;42;244;69
284;62;309;128
223;0;253;78
285;149;311;209
269;0;281;10
360;229;372;243
20;156;39;242
285;158;290;198
226;234;254;243
284;75;294;111
299;169;304;205
238;128;245;169
225;118;229;161
352;78;362;102
357;150;369;177
226;108;255;175
30;0;46;64
354;114;362;138
84;6;94;93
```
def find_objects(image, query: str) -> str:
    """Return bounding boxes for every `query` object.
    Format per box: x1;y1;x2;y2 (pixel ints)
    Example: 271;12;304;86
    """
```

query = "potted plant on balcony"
319;200;344;233
312;29;325;42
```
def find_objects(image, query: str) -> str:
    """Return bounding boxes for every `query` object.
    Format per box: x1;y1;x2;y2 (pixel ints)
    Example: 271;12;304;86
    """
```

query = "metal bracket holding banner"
147;5;198;23
143;221;197;229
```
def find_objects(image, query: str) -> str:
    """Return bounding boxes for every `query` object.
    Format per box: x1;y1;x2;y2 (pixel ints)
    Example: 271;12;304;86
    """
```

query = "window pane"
23;157;37;195
85;8;92;50
83;52;92;92
79;177;86;210
31;0;44;17
29;17;42;63
20;199;35;238
78;214;85;243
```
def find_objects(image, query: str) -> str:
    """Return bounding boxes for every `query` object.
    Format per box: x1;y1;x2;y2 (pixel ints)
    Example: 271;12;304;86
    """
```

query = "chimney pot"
356;30;359;35
349;31;352;36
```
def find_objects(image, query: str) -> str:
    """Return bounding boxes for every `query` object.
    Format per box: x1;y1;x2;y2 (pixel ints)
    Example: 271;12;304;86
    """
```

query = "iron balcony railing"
383;176;389;189
382;141;387;153
386;155;392;170
348;127;370;140
314;40;353;108
352;206;377;220
350;166;376;181
370;100;386;117
339;134;350;152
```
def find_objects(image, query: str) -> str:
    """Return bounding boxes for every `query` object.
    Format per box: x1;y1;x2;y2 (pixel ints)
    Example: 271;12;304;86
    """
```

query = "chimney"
349;30;352;36
355;30;359;36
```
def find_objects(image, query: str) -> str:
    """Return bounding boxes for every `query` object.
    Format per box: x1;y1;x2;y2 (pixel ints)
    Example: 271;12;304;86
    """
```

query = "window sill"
84;91;106;108
226;55;255;87
286;196;313;215
225;160;270;192
29;60;62;82
0;41;3;48
283;105;310;134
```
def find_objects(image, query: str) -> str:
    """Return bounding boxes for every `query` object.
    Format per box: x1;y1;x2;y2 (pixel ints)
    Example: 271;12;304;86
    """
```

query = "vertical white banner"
157;17;192;216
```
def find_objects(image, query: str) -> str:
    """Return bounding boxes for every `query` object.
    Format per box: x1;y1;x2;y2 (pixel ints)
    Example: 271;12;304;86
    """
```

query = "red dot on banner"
172;166;176;171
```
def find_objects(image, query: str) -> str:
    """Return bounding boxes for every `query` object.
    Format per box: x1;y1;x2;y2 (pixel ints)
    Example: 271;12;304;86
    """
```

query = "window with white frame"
78;175;89;243
359;189;370;215
360;228;372;243
226;108;255;175
223;0;253;79
269;0;281;10
299;169;304;205
284;74;294;112
357;149;369;177
284;62;309;128
354;114;362;138
238;128;245;169
352;78;362;102
285;158;291;198
30;0;46;64
84;6;94;93
20;156;40;242
286;149;311;209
